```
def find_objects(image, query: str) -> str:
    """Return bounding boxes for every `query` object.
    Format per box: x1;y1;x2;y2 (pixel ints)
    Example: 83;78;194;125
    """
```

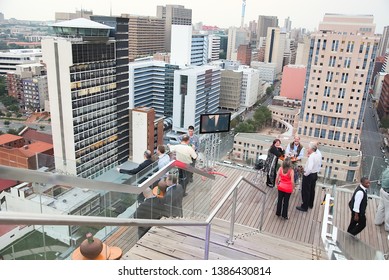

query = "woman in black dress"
263;138;284;187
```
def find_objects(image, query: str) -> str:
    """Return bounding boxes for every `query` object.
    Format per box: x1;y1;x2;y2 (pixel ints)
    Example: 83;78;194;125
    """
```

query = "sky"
0;0;388;33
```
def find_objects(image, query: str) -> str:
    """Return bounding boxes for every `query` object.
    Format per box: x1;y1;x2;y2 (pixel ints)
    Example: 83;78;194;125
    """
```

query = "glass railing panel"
0;153;215;259
332;226;385;260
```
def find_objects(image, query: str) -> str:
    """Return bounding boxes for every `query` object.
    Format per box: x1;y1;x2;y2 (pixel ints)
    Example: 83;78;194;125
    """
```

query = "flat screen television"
199;113;231;134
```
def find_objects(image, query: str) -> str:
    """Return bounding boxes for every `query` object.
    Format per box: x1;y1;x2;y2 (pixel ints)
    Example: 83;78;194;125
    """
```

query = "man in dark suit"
133;187;164;238
117;150;153;175
163;174;184;218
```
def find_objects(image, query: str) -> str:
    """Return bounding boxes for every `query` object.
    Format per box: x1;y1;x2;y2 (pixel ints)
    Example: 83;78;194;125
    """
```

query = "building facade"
172;65;221;133
0;49;42;75
42;18;129;179
220;70;242;111
257;15;278;39
156;4;192;52
280;65;306;100
124;15;165;61
298;14;380;152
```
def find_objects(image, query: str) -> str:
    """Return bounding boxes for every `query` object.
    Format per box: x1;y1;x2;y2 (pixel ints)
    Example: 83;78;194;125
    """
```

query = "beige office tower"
125;15;165;61
297;14;380;151
156;4;192;52
257;15;278;38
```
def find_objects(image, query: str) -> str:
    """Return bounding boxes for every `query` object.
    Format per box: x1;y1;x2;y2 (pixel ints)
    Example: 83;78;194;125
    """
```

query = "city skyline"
1;0;388;33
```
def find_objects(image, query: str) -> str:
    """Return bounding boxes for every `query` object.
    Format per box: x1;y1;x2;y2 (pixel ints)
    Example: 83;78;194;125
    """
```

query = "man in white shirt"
168;135;197;195
296;142;322;212
347;177;370;235
157;145;171;171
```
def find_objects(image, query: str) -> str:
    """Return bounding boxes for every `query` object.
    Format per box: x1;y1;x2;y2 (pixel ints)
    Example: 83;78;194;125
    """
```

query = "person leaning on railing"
117;150;153;175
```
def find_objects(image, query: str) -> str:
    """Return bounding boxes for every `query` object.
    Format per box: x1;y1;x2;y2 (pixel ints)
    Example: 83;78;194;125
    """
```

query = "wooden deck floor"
105;165;389;259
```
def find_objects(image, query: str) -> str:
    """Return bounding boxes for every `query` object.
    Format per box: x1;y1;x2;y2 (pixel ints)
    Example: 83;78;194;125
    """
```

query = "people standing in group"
168;135;197;195
374;169;389;232
296;142;321;212
263;138;284;188
285;135;305;184
275;157;294;220
179;125;200;182
347;177;371;236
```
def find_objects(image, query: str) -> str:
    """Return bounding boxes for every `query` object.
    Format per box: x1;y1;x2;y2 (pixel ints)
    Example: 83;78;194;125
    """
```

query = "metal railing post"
259;192;266;232
204;223;211;260
228;188;238;245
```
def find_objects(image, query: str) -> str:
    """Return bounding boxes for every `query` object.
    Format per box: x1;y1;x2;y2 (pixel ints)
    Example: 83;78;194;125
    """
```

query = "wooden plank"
107;165;388;259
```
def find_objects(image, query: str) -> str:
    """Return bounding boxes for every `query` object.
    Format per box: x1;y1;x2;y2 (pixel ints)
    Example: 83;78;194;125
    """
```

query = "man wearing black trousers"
296;142;321;212
347;177;370;236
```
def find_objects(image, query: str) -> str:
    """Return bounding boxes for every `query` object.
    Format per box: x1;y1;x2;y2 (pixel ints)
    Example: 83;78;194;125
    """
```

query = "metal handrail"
0;161;215;195
0;165;269;260
0;212;207;228
205;176;267;246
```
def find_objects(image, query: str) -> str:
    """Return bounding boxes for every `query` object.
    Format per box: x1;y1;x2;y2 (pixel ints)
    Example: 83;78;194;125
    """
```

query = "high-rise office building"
298;14;380;154
172;65;221;132
156;4;192;52
377;75;389;120
264;27;286;75
129;60;178;118
284;17;292;33
122;15;165;61
237;44;251;66
280;65;306;100
42;18;129;178
257;15;278;39
220;70;242;111
208;35;221;62
377;26;389;57
239;66;260;108
226;27;248;60
89;16;130;166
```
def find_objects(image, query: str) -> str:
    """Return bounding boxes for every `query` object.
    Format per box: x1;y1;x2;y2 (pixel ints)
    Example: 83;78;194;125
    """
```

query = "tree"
7;128;19;135
253;106;272;129
381;115;389;129
235;122;255;133
39;125;45;131
0;76;6;95
266;85;274;96
230;118;239;128
4;120;10;126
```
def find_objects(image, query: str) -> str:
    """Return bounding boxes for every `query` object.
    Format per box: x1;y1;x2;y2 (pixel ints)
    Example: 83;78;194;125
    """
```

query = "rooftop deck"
105;165;389;260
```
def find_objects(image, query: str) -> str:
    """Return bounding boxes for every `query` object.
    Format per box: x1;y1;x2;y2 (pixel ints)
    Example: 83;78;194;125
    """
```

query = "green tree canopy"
380;115;389;129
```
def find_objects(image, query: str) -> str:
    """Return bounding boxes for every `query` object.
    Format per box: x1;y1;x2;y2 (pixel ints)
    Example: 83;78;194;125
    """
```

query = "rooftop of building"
0;134;23;145
50;18;114;30
18;142;53;157
19;127;53;144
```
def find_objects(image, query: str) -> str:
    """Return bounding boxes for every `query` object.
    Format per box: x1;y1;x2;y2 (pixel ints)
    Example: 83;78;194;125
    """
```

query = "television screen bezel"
199;112;231;134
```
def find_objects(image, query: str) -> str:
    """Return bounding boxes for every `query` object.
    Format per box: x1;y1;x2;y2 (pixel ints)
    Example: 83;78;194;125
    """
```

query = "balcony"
0;154;388;260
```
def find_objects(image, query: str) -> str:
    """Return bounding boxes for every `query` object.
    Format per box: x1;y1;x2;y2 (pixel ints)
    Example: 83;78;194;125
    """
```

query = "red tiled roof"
19;128;53;144
18;142;53;157
0;134;23;145
0;179;17;191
